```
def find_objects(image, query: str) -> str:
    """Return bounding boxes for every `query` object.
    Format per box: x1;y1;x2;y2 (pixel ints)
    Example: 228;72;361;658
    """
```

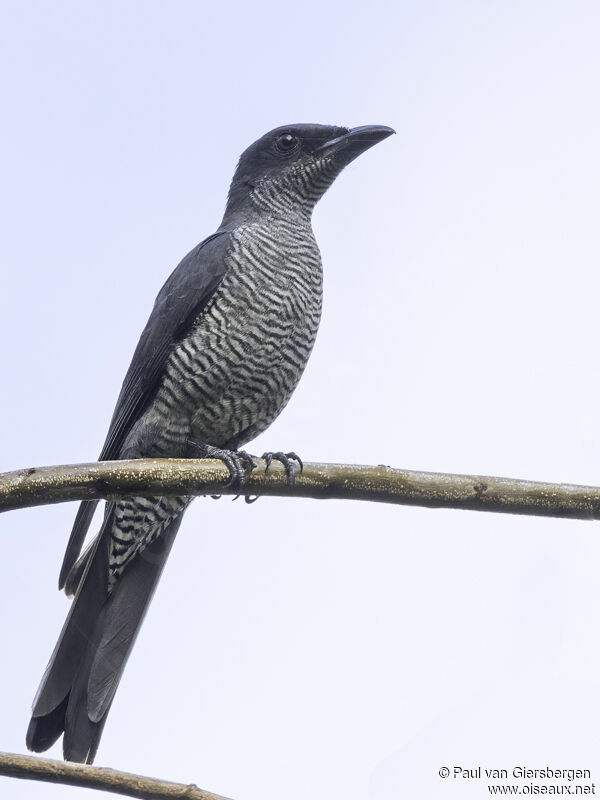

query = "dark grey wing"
98;231;229;461
58;230;231;589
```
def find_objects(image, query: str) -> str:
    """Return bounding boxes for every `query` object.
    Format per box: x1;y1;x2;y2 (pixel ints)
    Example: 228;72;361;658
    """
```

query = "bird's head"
223;123;394;222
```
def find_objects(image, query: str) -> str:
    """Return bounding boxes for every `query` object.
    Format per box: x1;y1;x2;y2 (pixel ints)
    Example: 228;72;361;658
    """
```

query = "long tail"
27;508;183;763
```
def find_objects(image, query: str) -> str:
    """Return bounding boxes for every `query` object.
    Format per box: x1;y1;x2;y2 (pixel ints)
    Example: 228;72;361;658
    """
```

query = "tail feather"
63;625;107;764
26;695;69;752
31;517;109;719
64;537;97;597
59;500;99;590
28;507;183;763
88;515;182;722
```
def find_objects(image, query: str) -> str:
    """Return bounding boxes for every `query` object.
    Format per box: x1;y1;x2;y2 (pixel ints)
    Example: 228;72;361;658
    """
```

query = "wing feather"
58;231;230;588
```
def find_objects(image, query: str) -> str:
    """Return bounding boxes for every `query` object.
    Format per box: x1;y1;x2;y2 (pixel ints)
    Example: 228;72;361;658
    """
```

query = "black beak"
317;125;395;166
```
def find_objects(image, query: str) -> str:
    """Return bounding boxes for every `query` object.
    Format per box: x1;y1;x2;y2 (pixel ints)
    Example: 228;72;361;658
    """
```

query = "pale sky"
2;1;600;798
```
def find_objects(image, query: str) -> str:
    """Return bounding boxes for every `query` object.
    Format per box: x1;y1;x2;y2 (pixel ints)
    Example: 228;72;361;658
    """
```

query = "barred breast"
107;214;323;586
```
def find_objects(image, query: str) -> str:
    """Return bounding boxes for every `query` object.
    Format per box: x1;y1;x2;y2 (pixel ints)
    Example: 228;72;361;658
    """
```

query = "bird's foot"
187;441;256;492
234;451;302;505
262;451;303;485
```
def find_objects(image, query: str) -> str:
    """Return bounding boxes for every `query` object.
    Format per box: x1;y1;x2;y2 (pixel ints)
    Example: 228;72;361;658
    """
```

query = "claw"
237;450;257;474
286;451;303;473
261;451;303;486
244;495;260;504
187;441;256;493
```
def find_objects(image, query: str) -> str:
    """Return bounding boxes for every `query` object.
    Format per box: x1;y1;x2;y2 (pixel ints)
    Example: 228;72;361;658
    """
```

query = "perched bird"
27;122;394;763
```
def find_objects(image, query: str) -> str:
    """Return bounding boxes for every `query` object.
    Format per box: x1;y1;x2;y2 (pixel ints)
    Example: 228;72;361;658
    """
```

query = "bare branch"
0;751;229;799
1;458;599;521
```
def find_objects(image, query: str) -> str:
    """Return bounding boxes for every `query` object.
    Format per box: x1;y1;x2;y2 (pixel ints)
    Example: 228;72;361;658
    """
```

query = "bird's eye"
275;133;299;152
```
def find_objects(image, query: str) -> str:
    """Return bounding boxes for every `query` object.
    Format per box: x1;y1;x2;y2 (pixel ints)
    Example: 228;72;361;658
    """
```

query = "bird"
26;122;395;763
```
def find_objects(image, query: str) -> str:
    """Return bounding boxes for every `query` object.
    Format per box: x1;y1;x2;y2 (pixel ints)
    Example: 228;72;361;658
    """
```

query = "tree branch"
0;751;229;799
1;458;600;520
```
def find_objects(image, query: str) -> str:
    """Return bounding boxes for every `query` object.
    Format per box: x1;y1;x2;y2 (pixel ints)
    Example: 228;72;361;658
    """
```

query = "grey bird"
26;122;394;763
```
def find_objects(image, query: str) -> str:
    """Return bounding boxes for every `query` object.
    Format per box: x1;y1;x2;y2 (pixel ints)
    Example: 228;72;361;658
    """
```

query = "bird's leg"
186;441;256;492
261;451;303;485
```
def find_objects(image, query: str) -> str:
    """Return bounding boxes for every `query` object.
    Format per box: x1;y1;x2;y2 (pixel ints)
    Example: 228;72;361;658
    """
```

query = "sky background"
2;1;600;798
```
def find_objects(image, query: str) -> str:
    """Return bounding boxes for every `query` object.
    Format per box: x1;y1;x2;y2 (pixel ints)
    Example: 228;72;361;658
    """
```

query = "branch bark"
1;457;600;520
0;751;229;799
